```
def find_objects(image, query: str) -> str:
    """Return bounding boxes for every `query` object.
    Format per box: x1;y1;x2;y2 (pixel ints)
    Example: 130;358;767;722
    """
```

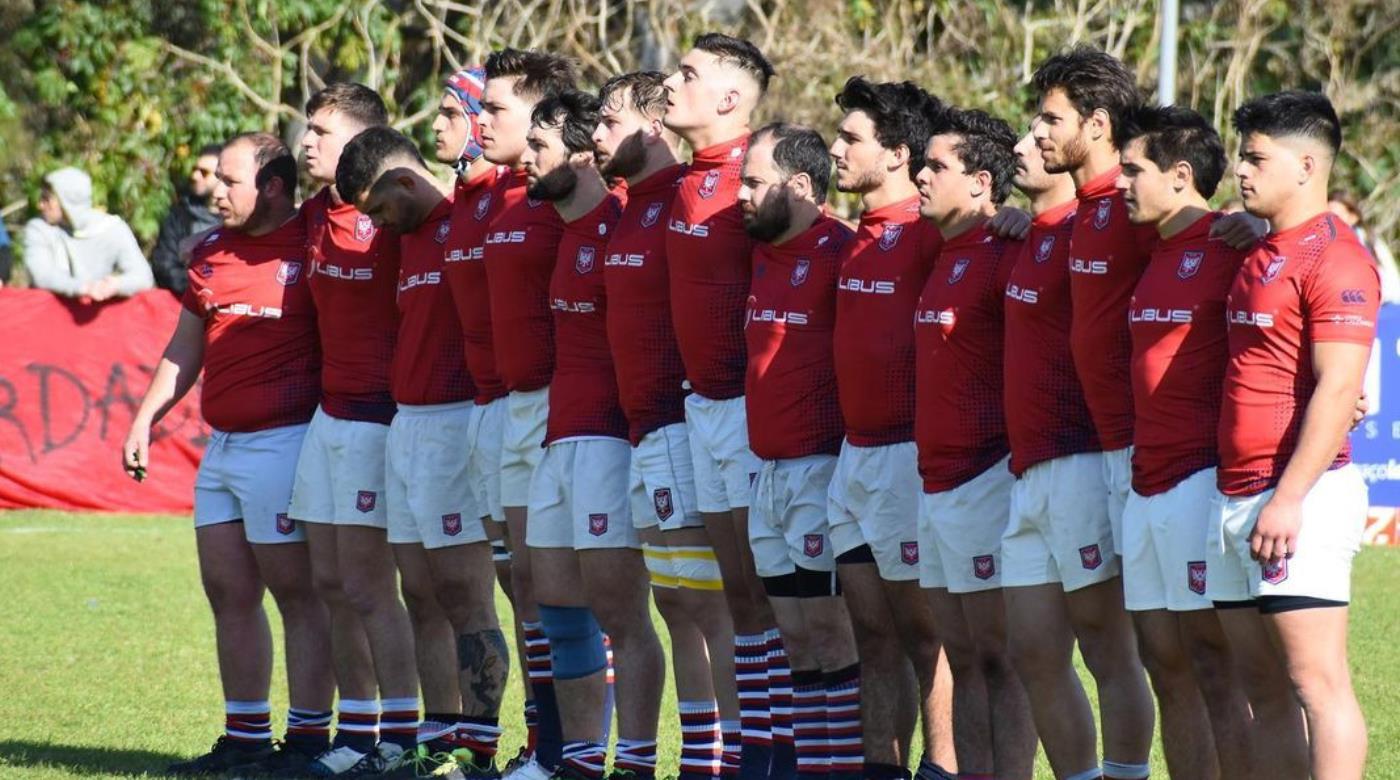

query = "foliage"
0;0;1396;251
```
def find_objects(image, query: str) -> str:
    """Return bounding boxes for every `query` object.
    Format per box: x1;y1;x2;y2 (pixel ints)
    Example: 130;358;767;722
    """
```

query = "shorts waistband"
395;400;473;415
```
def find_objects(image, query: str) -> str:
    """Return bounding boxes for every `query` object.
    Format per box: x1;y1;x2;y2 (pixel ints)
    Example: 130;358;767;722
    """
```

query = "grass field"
1;510;1396;779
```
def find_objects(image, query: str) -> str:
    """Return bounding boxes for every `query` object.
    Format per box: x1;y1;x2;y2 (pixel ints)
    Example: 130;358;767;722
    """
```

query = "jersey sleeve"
1305;243;1381;344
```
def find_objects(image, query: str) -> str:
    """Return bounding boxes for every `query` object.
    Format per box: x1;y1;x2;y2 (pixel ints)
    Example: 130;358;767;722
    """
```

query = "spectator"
1329;190;1400;303
150;144;222;295
0;219;11;286
23;167;153;300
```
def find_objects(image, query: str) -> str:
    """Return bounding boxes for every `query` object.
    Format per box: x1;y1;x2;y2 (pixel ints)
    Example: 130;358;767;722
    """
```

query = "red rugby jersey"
484;169;566;392
744;215;853;460
604;164;690;444
391;195;474;405
1219;212;1380;496
1067;167;1158;450
545;194;629;444
667;136;754;400
1003;198;1100;476
1128;213;1244;495
302;187;399;424
914;223;1019;492
444;164;510;404
833;196;942;446
183;217;320;432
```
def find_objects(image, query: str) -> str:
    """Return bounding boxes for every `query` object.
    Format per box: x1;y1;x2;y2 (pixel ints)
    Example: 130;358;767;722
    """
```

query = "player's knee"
202;573;263;615
538;604;608;680
308;564;346;604
1008;625;1067;680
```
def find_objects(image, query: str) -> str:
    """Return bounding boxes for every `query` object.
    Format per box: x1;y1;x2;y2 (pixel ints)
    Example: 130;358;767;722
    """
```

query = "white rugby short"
1103;446;1132;555
195;423;309;544
1122;467;1216;612
1207;464;1367;605
827;440;922;581
467;397;506;523
526;438;637;550
289;406;389;528
1000;451;1119;592
685;394;760;513
385;402;484;549
630;423;705;532
750;455;838;577
500;387;549;509
919;457;1014;593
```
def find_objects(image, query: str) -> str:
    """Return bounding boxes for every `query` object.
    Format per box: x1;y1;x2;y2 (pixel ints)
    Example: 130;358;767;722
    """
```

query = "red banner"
0;289;208;512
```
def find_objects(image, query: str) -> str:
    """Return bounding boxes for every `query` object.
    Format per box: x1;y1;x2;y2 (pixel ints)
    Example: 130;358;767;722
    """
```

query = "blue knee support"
537;604;607;680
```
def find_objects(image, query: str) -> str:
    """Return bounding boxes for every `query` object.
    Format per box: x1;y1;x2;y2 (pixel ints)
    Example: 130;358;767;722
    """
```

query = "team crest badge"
698;170;721;199
1079;544;1103;570
356;491;377;513
653;488;674;521
1092;198;1112;230
588;513;609;536
948;257;970;284
434;220;451;244
527;196;544;208
196;262;214;279
276;261;302;286
642;202;664;228
1177;250;1204;280
355;214;375;242
900;542;919;566
1261;558;1288;584
879;223;904;252
973;554;996;580
803;534;824;558
275;513;294;535
791;258;811;287
1187;561;1207;594
1261;255;1286;284
1034;235;1055;264
576;246;596;274
442;513;463;536
475;193;492;221
202;231;221;246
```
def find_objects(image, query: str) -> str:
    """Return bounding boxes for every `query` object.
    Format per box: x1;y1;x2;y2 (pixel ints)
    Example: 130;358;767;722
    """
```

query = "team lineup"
118;32;1377;780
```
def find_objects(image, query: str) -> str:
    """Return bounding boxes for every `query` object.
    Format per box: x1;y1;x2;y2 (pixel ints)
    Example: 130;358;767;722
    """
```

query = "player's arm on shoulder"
122;309;206;480
1210;211;1268;250
987;205;1031;241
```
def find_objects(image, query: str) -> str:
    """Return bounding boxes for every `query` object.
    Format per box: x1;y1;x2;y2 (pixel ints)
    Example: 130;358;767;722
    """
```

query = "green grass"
0;509;1396;779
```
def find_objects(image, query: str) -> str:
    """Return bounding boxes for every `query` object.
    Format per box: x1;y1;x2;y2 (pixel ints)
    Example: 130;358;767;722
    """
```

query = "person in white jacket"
23;167;153;300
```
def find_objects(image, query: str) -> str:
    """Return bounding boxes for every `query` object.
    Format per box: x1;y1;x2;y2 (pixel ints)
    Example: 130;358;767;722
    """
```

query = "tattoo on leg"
458;628;509;716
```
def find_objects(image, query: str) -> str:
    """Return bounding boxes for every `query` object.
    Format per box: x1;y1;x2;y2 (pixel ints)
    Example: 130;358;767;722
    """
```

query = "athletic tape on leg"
537;605;608;680
669;546;724;591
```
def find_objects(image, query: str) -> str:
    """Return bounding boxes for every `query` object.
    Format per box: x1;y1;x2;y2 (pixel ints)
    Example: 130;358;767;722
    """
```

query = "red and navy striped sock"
225;700;272;744
823;664;862;779
286;708;332;753
734;632;773;779
678;700;722;779
560;741;606;779
766;630;797;780
379;697;420;750
523;699;539;754
333;699;379;753
456;715;502;765
614;739;658;778
791;669;828;779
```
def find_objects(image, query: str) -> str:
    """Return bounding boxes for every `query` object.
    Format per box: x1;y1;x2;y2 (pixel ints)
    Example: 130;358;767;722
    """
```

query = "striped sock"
418;712;458;746
720;720;741;777
379;698;420;750
333;699;379;753
614;739;658;776
735;633;773;754
286;707;332;751
523;621;562;767
824;665;862;778
456;715;502;764
791;670;827;778
225;700;272;743
766;630;796;780
523;699;539;753
601;634;616;745
561;740;606;779
678;700;723;778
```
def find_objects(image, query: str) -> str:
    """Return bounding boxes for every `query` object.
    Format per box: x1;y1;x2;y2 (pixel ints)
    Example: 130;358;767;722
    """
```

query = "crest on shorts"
576;245;596;274
698;170;721;199
1177;250;1204;280
434;219;452;244
1093;198;1112;230
276;261;303;286
1187;560;1207;594
973;554;996;580
653;488;674;521
475;193;492;221
642;202;664;228
948;257;970;285
442;512;463;536
276;513;294;535
355;214;376;242
900;541;919;565
791;258;811;287
1261;255;1286;284
356;490;377;513
879;223;904;252
1034;235;1055;264
1079;543;1103;570
803;533;824;558
588;513;609;536
1261;557;1288;584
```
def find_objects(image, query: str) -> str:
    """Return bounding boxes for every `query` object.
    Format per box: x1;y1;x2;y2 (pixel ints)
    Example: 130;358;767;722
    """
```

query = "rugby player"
289;82;423;775
337;126;509;779
662;33;785;778
1115;104;1252;778
739;123;861;780
122;133;334;775
517;89;668;780
1213;90;1376;780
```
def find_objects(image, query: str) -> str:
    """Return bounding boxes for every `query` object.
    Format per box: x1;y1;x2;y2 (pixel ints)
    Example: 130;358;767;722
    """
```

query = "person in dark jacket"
0;219;11;286
150;143;222;295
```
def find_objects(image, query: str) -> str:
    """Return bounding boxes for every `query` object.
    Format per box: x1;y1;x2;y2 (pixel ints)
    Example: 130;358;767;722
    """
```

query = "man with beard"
593;71;748;780
739;123;861;780
121;133;333;776
337;126;510;779
151;143;222;295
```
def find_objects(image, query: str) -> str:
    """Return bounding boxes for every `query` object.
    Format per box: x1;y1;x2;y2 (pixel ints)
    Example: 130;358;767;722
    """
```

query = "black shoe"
239;740;327;778
167;736;276;776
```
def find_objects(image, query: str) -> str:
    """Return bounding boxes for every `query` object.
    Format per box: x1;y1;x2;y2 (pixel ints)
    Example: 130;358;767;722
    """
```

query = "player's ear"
1090;108;1113;143
1173;159;1194;193
717;86;741;116
888;143;910;173
790;172;813;201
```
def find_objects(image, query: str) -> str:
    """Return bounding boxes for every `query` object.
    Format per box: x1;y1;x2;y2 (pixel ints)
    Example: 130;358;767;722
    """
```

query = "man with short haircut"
662;33;781;778
739;123;861;780
152;143;222;295
593;71;752;780
121;133;333;776
337;126;510;779
288;81;423;775
1115;104;1252;779
476;47;577;778
1214;91;1376;780
911;108;1036;780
